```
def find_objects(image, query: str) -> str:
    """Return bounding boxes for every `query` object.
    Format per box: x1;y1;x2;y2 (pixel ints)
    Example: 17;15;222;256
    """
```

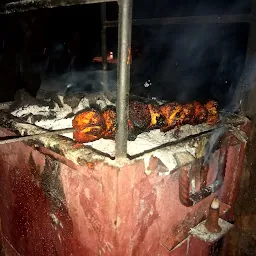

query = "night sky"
0;0;251;107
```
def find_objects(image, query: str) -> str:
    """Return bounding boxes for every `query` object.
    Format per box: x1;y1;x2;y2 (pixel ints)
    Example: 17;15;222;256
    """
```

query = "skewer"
0;128;75;145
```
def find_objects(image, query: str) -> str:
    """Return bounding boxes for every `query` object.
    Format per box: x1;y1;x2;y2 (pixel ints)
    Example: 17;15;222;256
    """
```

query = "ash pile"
9;89;115;130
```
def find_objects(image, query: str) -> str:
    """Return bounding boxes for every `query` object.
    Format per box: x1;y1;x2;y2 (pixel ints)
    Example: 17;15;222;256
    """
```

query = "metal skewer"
0;128;75;145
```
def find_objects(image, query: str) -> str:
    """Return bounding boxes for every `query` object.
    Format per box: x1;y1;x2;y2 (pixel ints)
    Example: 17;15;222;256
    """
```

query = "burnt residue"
10;89;56;112
40;156;66;210
26;140;44;149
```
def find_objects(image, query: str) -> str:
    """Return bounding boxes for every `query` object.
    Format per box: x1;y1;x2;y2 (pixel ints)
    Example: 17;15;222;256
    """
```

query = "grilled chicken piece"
147;103;165;129
129;101;151;130
102;107;116;139
72;109;105;143
160;102;183;131
72;100;219;143
193;101;208;123
181;103;194;124
205;100;218;125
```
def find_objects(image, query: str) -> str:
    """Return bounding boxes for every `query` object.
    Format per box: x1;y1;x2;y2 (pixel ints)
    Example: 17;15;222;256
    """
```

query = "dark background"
0;0;251;109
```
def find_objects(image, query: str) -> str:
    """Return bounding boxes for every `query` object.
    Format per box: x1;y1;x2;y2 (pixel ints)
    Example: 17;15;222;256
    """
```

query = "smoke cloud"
131;0;250;110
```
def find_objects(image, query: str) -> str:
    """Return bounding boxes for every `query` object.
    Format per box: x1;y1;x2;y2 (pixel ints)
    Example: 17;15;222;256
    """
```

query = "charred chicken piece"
129;101;151;130
205;100;218;125
128;119;137;141
102;107;117;139
180;103;194;124
193;101;207;123
160;102;183;131
72;109;106;143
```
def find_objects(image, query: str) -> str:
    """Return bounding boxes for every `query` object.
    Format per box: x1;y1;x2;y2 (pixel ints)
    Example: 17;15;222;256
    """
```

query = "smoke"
36;0;253;114
131;0;250;110
38;67;117;98
203;127;226;165
131;0;251;165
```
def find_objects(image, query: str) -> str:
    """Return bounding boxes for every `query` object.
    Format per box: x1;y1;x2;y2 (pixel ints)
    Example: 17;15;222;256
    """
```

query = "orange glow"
147;104;163;129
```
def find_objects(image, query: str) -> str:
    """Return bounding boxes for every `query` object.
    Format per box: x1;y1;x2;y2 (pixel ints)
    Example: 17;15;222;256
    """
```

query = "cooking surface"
0;91;249;171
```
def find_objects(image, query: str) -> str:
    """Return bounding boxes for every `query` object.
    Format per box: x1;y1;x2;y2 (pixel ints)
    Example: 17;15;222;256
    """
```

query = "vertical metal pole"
101;3;108;94
101;3;108;72
115;0;133;158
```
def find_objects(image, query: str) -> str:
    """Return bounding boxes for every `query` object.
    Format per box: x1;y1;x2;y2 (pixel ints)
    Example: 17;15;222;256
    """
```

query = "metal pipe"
0;0;117;14
115;0;133;158
0;128;75;145
204;197;222;233
104;14;250;27
101;3;108;72
101;3;108;95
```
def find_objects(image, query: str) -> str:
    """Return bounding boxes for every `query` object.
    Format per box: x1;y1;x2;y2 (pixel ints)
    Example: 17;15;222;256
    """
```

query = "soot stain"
40;156;66;210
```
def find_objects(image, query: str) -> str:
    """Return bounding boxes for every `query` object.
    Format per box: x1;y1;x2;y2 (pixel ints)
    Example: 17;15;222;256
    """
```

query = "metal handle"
179;146;228;207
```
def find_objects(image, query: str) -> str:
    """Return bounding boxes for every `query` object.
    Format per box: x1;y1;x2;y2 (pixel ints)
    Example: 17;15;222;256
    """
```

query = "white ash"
73;97;90;114
10;94;111;130
86;123;212;171
189;219;233;243
11;104;54;118
34;117;74;130
11;96;74;130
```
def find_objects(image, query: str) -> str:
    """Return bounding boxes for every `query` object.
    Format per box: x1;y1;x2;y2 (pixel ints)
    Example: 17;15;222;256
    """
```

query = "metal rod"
115;0;133;158
101;3;108;72
104;14;250;27
0;0;117;14
101;3;108;95
0;128;75;145
204;197;222;233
